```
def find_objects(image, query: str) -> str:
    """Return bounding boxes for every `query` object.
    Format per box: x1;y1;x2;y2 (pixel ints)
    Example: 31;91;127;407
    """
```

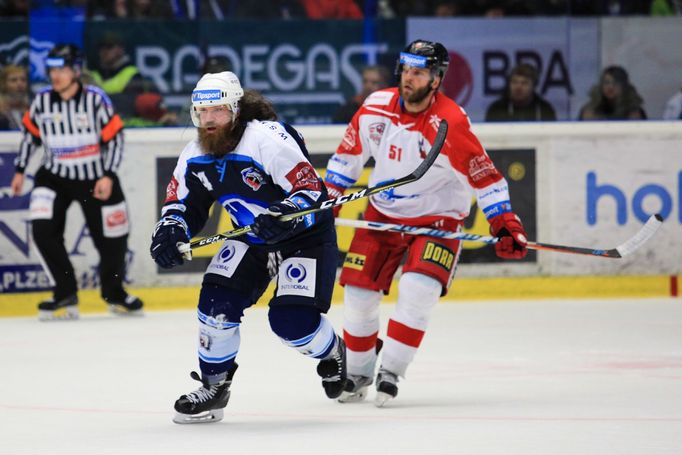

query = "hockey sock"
343;285;382;377
269;306;336;359
383;272;441;377
197;285;249;381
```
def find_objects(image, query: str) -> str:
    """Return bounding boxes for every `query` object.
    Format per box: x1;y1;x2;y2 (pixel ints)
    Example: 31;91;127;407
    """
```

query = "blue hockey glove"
252;200;303;245
150;216;190;268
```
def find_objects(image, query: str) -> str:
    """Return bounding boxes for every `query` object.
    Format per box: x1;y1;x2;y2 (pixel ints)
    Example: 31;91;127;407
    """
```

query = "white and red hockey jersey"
325;88;513;223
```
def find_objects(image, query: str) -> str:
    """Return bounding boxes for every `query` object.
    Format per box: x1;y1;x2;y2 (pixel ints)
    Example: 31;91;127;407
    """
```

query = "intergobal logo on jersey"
369;122;386;145
219;244;236;262
241;167;264;191
285;263;307;284
278;257;316;297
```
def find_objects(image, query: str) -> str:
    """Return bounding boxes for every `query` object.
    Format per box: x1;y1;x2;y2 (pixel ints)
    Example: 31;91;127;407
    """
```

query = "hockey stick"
178;119;449;254
335;213;663;259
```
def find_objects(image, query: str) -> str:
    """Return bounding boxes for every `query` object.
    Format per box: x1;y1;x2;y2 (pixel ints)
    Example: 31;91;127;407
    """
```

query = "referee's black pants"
31;168;129;302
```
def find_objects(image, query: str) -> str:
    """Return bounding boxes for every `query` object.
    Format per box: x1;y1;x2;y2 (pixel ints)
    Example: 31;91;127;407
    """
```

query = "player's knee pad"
198;283;249;323
395;272;441;329
344;285;382;324
269;306;335;359
268;305;320;340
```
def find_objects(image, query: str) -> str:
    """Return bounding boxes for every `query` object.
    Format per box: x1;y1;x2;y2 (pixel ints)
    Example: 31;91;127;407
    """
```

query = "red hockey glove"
489;212;528;259
324;182;345;217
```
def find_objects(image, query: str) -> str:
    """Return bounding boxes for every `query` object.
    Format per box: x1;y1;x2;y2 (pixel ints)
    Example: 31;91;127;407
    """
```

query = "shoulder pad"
363;89;395;107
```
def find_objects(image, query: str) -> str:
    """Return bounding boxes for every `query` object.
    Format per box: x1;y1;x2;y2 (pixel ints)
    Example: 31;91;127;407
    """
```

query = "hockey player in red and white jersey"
324;39;528;406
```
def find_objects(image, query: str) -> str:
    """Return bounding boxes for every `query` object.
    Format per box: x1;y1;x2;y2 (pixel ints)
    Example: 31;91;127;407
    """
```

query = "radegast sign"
84;20;405;124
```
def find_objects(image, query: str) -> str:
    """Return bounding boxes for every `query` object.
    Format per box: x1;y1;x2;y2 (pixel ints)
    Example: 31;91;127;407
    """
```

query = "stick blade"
615;213;663;257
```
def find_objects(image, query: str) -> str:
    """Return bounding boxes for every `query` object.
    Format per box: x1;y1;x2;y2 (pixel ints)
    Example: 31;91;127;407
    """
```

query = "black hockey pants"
30;168;129;302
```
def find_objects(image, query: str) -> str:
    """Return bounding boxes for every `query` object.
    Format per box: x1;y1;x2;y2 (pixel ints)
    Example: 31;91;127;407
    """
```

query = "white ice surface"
1;298;681;455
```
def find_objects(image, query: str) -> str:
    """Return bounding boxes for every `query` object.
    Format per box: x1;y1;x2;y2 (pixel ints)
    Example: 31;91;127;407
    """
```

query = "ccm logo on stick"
320;189;368;208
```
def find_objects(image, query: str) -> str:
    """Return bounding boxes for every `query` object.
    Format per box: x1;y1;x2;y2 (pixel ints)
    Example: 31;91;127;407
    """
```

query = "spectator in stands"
88;32;159;119
300;0;363;18
579;66;646;120
662;85;682;120
333;65;391;124
0;64;29;130
433;0;462;15
123;92;177;126
485;63;556;122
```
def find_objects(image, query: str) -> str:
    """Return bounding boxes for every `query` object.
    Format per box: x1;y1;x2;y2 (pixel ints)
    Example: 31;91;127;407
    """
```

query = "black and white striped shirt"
15;84;124;181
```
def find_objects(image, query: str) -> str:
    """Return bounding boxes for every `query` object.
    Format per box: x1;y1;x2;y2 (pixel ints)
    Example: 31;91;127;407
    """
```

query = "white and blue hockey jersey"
161;120;334;249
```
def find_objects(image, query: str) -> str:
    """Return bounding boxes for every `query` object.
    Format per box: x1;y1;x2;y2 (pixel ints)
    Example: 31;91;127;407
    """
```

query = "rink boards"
0;122;680;307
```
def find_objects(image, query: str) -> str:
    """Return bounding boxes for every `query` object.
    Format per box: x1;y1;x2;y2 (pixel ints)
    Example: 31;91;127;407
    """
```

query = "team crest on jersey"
285;163;321;191
164;177;179;202
468;156;495;182
369;122;386;145
421;242;455;271
241;167;265;191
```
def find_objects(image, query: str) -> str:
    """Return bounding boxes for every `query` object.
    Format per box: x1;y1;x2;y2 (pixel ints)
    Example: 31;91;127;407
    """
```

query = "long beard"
198;123;234;157
399;83;433;105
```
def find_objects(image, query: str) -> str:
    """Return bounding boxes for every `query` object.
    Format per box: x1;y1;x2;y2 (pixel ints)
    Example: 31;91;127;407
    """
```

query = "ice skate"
374;368;399;407
38;294;79;321
107;295;144;316
316;335;347;399
338;375;372;403
173;365;238;424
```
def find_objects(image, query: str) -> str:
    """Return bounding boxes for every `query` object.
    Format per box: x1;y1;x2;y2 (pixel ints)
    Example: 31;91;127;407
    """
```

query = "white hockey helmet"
190;71;244;127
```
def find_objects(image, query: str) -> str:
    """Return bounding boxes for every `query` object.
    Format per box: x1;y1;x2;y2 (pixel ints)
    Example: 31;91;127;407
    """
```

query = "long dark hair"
223;89;278;151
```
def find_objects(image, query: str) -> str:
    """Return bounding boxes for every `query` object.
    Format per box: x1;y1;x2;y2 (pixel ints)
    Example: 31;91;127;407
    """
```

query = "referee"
10;43;143;320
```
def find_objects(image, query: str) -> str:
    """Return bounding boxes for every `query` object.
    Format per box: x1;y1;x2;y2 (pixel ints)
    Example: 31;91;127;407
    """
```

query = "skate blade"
38;307;79;321
374;391;395;408
108;305;144;317
173;409;224;424
338;386;368;403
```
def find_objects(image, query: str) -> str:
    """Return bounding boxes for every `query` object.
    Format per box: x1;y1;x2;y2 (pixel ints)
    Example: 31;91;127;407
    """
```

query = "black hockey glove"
252;199;304;245
150;215;190;268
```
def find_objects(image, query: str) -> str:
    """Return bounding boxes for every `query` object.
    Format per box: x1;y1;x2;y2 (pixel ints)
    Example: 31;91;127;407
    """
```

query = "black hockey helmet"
46;43;83;72
395;39;450;80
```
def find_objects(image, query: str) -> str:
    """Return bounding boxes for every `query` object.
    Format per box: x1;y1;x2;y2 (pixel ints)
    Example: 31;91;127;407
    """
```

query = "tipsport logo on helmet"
192;89;222;103
399;52;428;68
45;57;66;68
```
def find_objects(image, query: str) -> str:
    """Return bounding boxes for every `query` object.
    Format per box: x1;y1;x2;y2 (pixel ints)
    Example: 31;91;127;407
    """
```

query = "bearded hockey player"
324;40;528;406
151;72;346;423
